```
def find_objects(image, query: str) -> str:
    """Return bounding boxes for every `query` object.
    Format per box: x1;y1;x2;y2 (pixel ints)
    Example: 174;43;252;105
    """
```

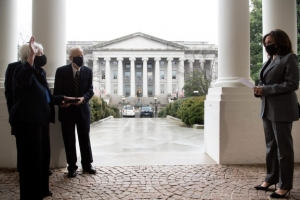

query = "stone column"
204;0;262;164
104;57;111;96
93;58;99;97
188;59;194;74
154;57;161;96
178;58;185;97
262;0;297;61
167;57;173;95
130;57;136;97
32;0;66;87
117;57;123;96
142;57;148;97
0;0;18;168
31;0;67;168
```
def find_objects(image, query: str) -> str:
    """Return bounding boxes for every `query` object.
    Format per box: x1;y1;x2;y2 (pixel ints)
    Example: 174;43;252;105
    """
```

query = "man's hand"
253;86;263;96
74;97;84;105
60;96;76;107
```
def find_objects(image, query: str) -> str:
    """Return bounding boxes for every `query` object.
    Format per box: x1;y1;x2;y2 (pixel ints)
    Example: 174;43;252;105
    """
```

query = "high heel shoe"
254;183;276;190
270;190;290;198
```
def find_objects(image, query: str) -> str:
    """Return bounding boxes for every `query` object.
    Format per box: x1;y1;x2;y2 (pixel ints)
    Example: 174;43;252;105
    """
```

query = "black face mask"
265;44;278;56
34;55;47;67
73;56;84;67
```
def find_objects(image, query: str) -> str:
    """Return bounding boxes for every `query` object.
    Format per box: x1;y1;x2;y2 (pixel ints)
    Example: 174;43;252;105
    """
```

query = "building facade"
67;32;218;105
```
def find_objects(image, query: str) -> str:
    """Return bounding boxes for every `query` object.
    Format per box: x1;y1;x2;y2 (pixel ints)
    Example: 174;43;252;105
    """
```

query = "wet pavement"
1;118;300;199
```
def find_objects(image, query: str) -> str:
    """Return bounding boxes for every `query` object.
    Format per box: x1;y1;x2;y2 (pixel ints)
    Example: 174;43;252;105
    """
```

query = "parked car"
122;105;136;117
140;106;153;118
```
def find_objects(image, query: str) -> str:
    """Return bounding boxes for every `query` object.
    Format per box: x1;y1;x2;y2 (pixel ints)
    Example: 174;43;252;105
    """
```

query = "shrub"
158;107;167;118
177;96;205;125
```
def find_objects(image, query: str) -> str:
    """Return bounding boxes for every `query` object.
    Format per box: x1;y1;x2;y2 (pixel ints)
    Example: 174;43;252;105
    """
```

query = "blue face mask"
73;56;83;67
265;44;278;56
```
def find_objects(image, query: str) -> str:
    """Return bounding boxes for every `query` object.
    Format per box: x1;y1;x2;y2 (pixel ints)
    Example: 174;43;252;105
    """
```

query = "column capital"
154;57;161;61
117;57;123;61
104;57;111;61
179;57;185;61
188;59;195;63
142;57;148;61
129;57;136;61
167;57;173;61
93;58;98;62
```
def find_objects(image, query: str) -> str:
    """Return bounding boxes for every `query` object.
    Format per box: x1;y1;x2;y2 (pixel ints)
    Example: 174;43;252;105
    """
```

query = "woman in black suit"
9;36;54;200
253;29;299;198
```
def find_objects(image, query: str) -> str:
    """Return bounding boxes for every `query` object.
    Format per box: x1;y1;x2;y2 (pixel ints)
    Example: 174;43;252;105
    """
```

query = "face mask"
34;55;47;67
73;56;84;67
265;44;278;56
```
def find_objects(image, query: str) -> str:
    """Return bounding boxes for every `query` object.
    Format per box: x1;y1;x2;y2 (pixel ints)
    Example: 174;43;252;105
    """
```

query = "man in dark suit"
53;46;95;177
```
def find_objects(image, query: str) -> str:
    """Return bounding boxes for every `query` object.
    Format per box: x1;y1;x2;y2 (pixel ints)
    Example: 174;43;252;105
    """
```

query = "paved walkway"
1;118;300;199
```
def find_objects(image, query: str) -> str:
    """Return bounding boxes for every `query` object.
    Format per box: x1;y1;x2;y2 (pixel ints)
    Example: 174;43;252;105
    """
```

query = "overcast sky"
18;0;218;44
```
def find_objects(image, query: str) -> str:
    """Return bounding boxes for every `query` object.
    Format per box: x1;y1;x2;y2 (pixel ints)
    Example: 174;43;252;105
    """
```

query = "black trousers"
61;111;93;171
14;122;50;200
262;117;294;190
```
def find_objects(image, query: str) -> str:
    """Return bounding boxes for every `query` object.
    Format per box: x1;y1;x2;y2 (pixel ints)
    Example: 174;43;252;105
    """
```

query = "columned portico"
142;57;148;97
130;57;136;97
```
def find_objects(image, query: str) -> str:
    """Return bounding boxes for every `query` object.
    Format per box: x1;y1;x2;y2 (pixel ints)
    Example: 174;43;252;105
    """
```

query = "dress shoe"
254;182;276;190
270;190;290;198
42;191;53;198
68;170;77;177
49;170;53;176
83;167;96;174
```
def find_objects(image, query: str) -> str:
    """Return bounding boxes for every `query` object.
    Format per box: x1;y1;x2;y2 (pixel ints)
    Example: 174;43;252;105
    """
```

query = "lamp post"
119;97;125;118
150;97;160;118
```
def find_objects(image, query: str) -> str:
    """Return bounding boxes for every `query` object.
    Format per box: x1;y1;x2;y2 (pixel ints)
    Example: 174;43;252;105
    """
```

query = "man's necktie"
74;71;80;97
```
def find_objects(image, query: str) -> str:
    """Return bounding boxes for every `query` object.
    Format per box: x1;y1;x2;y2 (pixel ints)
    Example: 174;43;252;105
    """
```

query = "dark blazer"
4;61;22;113
53;64;94;122
9;62;55;125
256;53;299;121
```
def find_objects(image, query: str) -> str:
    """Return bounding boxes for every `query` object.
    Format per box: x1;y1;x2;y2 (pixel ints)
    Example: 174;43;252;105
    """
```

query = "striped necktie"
74;71;80;97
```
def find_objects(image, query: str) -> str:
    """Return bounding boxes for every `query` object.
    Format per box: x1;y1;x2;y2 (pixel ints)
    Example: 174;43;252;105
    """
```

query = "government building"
67;32;218;105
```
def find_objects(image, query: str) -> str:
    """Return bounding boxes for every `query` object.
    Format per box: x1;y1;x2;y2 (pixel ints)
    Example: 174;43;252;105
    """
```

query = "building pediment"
92;32;186;51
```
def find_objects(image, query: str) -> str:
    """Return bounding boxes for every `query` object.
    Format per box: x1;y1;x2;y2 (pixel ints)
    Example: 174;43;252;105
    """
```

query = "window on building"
101;70;105;79
101;61;105;66
172;84;177;93
136;72;142;80
113;61;117;66
125;85;130;97
148;85;153;96
160;71;165;79
113;70;117;79
125;72;130;80
136;64;142;68
160;61;165;66
125;64;130;68
172;70;176;79
147;72;153;81
147;64;152;68
172;61;176;66
160;84;165;94
113;84;117;94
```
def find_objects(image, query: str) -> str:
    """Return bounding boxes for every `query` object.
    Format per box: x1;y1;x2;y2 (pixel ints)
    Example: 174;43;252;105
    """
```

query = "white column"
205;0;263;164
167;57;173;95
142;57;148;97
0;0;18;168
262;0;297;61
0;0;18;87
117;57;123;96
178;58;185;97
188;59;194;74
154;57;161;96
93;58;99;97
130;57;136;97
32;0;66;87
104;57;111;96
213;0;250;87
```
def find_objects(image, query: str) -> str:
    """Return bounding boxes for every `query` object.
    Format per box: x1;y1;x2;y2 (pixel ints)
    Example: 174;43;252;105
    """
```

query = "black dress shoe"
68;170;77;177
254;183;276;190
83;167;96;174
42;191;53;198
270;190;290;198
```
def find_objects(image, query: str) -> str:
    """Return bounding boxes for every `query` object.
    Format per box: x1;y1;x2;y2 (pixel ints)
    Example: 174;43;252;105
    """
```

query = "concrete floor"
77;117;216;167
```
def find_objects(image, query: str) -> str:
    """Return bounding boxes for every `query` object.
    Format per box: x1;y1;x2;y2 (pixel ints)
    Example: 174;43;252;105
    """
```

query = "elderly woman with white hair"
9;36;54;199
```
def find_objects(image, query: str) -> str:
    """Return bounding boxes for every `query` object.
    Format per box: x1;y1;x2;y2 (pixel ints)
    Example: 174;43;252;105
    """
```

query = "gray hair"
69;46;83;56
19;42;44;63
